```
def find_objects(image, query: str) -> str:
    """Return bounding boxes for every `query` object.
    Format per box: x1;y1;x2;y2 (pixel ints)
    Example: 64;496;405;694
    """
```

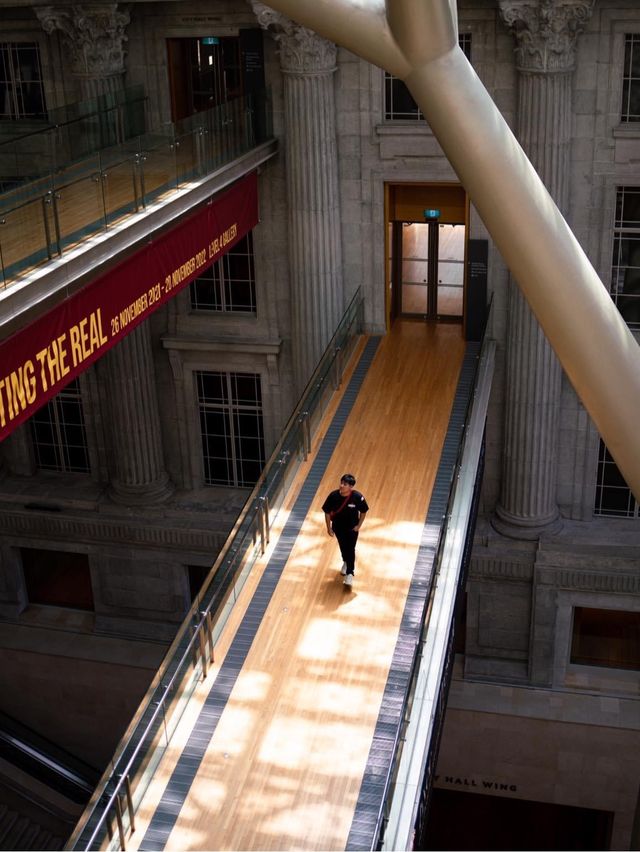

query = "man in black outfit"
322;473;369;588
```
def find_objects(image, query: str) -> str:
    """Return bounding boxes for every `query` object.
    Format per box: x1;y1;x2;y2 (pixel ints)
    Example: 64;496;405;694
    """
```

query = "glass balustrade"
0;90;272;288
67;288;363;852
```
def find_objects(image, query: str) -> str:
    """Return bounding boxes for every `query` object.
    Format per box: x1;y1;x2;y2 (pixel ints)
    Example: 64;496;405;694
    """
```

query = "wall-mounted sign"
423;208;440;219
0;171;259;442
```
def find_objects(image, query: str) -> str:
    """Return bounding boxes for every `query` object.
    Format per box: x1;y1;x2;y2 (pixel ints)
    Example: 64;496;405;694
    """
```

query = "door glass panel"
401;222;429;315
437;223;465;317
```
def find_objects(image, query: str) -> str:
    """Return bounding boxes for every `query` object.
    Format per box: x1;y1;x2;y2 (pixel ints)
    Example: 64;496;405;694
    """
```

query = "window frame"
594;439;639;519
30;377;91;474
21;547;94;611
570;605;640;671
383;33;472;122
621;32;640;123
552;590;640;696
0;41;46;120
610;185;640;332
196;369;265;488
190;231;256;314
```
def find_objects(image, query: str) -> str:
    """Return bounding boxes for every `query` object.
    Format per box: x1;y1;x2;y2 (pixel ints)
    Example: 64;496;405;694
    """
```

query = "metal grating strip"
346;342;480;851
138;337;381;851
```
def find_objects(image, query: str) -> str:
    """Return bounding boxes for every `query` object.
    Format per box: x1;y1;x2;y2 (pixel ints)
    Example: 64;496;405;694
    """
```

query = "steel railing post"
114;793;126;850
124;775;135;834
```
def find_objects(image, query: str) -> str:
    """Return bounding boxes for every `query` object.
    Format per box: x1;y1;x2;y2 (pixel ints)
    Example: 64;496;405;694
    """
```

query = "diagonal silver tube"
258;0;640;500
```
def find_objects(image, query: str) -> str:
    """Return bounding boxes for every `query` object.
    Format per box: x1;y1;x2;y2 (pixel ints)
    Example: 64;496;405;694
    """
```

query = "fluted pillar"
252;3;343;391
37;4;169;504
493;0;594;539
36;4;129;102
104;323;173;505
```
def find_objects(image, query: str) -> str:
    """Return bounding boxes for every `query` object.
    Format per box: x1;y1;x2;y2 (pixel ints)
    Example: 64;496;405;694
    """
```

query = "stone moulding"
0;511;223;552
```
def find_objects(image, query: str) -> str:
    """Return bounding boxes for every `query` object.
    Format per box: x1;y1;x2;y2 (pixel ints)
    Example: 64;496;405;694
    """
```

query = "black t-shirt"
322;489;369;531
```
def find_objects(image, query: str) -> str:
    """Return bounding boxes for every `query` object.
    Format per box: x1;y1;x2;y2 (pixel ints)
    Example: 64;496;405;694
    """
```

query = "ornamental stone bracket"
498;0;595;73
36;3;130;80
250;1;337;74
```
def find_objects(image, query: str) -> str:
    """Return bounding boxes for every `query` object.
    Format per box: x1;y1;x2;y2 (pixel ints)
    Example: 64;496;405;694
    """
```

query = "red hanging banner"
0;171;258;442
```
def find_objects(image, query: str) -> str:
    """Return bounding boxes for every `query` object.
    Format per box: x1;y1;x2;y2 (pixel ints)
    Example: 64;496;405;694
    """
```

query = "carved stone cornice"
36;4;130;78
250;1;337;74
0;509;225;553
470;558;534;582
536;566;640;593
498;0;594;73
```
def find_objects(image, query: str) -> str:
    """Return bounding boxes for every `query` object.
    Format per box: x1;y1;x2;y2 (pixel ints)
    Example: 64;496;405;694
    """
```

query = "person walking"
322;473;369;588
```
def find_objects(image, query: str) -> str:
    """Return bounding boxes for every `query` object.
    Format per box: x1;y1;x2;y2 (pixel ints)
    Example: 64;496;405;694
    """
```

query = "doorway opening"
386;183;472;331
166;31;265;123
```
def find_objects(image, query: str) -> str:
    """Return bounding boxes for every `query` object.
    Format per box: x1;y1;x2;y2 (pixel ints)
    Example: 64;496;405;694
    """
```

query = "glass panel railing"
66;287;364;852
0;190;53;281
375;303;496;851
96;141;143;228
0;85;147;176
0;90;273;291
50;155;107;252
137;130;179;206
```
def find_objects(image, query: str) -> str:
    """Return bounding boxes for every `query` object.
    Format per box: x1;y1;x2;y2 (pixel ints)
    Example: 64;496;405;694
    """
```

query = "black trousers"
334;528;359;574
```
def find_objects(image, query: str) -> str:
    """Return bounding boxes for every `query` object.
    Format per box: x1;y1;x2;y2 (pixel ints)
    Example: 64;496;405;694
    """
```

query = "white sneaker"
340;562;347;575
343;574;353;588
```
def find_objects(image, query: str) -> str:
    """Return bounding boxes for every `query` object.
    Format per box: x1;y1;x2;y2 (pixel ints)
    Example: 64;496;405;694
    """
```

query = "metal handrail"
373;303;496;849
0;90;273;288
0;85;146;152
66;287;364;851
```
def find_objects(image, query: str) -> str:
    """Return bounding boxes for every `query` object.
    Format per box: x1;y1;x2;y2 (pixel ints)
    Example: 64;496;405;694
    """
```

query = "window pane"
385;34;470;121
226;279;254;311
385;74;421;120
615;187;640;228
571;607;640;670
190;268;222;311
30;379;89;473
197;371;226;404
0;42;46;120
594;439;637;517
621;34;640;122
197;370;264;487
611;189;640;329
231;372;261;406
22;548;94;611
225;252;251;281
190;232;255;313
200;407;232;485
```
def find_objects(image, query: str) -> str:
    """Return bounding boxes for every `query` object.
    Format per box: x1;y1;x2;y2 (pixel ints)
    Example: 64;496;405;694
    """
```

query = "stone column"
493;0;594;539
37;3;170;505
103;322;173;505
252;2;343;391
36;4;129;102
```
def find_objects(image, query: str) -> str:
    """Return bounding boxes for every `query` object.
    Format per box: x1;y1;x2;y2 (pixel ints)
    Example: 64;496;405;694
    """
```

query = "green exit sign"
423;208;440;219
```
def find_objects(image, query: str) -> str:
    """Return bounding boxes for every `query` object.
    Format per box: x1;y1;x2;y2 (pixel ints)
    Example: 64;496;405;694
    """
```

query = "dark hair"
341;473;356;486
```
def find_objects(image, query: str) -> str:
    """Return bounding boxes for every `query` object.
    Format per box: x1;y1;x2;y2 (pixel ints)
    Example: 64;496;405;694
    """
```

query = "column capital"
250;1;337;74
36;4;129;78
498;0;594;73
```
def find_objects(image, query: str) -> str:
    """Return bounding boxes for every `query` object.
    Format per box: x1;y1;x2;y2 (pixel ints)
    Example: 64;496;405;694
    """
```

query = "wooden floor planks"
128;319;465;852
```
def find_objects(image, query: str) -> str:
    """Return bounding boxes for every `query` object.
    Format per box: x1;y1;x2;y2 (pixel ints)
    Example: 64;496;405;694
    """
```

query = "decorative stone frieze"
36;4;129;99
499;0;595;73
0;508;225;552
469;559;534;581
36;4;129;77
250;2;337;74
535;567;640;593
